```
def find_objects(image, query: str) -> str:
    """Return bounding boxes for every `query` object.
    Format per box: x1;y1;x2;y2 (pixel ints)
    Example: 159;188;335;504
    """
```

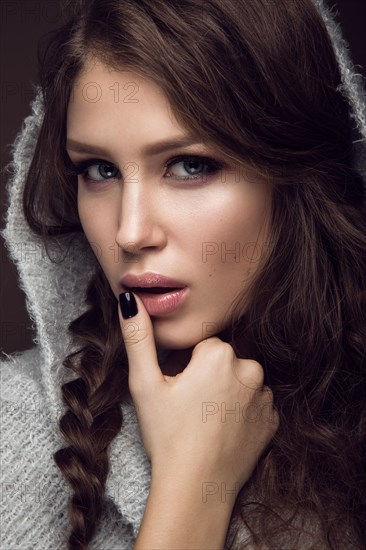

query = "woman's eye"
164;155;223;182
71;160;121;183
70;154;225;185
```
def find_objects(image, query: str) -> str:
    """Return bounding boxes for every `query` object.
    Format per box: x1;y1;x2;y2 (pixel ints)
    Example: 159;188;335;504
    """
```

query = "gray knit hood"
1;0;365;543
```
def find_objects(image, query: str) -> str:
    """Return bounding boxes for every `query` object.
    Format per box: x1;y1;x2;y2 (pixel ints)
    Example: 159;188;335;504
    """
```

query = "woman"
1;0;365;548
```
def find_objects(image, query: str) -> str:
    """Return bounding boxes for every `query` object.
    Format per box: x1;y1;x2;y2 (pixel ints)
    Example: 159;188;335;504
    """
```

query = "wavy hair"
22;0;366;548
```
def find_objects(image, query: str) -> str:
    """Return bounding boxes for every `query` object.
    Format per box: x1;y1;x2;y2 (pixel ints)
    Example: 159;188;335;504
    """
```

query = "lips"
119;273;188;315
120;272;187;292
128;287;179;294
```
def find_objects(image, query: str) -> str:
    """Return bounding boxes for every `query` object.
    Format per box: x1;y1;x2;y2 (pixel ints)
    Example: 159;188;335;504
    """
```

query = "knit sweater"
1;0;365;548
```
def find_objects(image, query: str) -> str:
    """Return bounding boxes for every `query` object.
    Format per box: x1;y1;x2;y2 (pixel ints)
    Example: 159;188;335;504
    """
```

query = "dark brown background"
1;0;366;355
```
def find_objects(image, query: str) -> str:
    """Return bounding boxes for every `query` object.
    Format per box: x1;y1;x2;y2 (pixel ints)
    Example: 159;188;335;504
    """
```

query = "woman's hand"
118;292;279;492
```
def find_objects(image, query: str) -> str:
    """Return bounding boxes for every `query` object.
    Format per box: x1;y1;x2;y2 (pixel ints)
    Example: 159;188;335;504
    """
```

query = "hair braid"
53;266;129;549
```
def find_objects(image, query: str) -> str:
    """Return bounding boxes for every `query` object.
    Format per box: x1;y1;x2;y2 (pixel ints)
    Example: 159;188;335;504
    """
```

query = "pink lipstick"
120;272;188;316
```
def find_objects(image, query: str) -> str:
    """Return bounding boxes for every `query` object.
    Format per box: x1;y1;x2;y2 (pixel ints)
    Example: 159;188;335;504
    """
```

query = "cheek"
195;200;269;264
77;193;116;252
78;206;118;288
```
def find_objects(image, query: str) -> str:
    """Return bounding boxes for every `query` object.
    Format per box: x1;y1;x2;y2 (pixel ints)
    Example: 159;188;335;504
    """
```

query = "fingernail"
119;292;138;319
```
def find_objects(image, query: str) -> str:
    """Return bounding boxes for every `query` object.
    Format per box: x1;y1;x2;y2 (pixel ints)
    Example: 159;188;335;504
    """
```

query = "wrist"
135;473;236;549
150;465;240;510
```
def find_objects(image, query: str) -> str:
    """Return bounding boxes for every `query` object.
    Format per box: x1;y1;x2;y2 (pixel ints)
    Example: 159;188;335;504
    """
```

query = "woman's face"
66;59;272;351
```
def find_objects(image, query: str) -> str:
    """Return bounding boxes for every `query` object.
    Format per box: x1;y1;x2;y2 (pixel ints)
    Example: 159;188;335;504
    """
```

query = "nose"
115;179;167;257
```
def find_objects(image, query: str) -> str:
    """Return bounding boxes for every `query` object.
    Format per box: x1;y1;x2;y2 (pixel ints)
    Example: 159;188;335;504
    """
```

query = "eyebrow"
66;136;205;157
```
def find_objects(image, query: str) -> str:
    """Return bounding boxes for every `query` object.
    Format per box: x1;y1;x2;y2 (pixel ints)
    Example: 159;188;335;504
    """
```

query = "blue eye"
164;155;223;181
69;154;225;185
71;160;120;183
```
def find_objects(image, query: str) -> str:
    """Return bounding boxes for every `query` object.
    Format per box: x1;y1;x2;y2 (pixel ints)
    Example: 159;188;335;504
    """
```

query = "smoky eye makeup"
65;152;231;186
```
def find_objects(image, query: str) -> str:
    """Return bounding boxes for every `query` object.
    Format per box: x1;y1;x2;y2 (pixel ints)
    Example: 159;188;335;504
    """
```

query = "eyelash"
69;155;226;186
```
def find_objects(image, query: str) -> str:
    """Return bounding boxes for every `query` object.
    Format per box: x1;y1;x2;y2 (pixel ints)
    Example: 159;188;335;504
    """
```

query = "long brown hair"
22;0;366;548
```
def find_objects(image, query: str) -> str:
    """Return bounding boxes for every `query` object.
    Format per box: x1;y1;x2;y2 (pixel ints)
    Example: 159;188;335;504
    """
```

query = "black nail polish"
119;292;138;319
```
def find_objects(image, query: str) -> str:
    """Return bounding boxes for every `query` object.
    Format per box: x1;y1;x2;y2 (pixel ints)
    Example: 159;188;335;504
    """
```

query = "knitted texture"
1;1;365;548
313;0;366;194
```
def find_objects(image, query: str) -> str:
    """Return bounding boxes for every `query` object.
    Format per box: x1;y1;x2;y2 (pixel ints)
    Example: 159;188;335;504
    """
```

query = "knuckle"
244;359;265;385
217;341;235;358
234;359;264;389
193;337;232;356
192;339;207;353
192;339;237;373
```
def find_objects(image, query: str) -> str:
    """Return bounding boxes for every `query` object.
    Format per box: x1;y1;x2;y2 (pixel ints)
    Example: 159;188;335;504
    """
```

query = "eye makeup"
68;153;228;186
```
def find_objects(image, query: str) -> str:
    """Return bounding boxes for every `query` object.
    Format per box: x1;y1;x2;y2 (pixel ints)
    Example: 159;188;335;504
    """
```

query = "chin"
153;321;205;350
154;335;197;350
153;323;232;353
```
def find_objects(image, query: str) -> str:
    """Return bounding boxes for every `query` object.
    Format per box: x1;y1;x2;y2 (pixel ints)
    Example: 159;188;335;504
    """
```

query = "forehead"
67;59;182;140
72;57;161;98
